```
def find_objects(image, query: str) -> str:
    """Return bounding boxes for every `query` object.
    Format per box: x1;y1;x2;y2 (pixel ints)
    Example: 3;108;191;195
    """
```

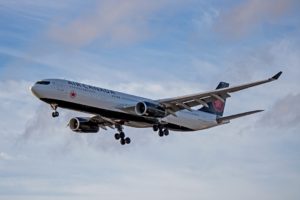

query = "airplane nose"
30;84;39;97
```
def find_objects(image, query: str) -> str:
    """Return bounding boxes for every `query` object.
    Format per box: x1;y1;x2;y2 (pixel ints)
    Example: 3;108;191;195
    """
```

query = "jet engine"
135;101;166;118
69;117;99;133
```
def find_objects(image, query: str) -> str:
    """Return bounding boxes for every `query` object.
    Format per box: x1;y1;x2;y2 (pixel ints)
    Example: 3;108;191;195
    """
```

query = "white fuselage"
31;79;218;131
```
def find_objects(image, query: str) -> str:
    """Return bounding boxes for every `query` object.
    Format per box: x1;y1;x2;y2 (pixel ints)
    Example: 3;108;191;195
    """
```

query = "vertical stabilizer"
199;82;229;116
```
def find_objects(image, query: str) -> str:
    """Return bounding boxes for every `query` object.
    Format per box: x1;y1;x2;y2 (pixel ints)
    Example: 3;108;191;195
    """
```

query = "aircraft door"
53;80;65;92
46;80;67;100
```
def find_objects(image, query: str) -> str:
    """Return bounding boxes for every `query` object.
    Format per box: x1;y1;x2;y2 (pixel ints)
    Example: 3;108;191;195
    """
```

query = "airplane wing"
90;115;118;130
158;72;282;114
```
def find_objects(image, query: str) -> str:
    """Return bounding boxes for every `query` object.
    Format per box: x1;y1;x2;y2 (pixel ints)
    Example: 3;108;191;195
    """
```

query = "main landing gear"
114;125;131;145
51;104;59;118
153;124;169;137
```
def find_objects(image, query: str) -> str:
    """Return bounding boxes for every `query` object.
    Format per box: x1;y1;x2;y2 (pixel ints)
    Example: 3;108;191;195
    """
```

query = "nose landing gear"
52;111;59;118
50;104;59;118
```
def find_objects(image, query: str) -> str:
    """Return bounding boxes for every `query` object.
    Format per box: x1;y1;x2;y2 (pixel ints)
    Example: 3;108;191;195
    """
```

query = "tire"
163;129;169;136
120;138;126;145
158;131;164;137
52;112;59;118
153;125;159;132
114;133;120;140
120;132;125;139
125;137;131;144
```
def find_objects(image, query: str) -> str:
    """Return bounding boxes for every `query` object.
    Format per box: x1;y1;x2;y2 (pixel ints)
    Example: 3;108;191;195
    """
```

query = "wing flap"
90;115;117;129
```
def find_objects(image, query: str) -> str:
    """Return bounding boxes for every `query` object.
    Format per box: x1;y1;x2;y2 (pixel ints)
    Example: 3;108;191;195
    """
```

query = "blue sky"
0;0;300;199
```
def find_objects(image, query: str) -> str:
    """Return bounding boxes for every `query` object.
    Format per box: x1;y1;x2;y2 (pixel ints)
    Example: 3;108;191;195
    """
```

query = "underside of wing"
90;115;118;130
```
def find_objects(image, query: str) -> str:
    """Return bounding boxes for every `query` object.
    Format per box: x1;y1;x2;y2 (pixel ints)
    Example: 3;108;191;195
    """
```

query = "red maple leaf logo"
70;91;77;98
213;100;224;112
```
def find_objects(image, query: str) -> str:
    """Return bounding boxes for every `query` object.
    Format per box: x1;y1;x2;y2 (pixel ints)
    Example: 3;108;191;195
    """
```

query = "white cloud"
259;93;300;129
48;0;185;47
0;152;13;160
215;0;298;38
0;1;300;199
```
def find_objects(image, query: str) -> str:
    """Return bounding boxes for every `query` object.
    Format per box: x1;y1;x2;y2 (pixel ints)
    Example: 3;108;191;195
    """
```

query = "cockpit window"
36;81;50;85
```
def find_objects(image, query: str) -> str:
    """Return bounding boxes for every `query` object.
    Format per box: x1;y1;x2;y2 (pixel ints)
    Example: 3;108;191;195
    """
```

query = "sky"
0;0;300;199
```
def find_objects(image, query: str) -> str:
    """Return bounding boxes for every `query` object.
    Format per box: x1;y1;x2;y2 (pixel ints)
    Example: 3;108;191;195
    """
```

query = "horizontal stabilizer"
216;110;264;123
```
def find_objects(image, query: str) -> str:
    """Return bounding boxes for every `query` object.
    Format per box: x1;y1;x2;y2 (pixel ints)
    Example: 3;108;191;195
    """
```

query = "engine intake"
135;101;166;118
69;117;99;133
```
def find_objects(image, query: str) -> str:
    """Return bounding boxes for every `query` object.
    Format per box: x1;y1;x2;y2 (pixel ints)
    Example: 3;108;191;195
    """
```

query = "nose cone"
30;84;40;98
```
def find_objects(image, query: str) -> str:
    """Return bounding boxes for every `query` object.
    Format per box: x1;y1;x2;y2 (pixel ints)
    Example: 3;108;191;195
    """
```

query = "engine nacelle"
69;117;99;133
135;101;166;118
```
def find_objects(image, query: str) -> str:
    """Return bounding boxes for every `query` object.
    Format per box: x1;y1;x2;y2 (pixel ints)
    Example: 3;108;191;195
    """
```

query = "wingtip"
252;109;264;114
272;71;282;80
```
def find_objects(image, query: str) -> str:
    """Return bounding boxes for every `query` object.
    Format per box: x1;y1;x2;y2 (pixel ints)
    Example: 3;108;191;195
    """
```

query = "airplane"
30;71;282;145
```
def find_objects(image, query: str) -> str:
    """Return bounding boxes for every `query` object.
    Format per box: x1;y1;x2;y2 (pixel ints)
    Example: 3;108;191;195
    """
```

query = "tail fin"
199;82;229;116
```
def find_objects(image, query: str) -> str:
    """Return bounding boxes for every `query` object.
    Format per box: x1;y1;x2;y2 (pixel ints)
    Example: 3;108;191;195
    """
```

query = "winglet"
272;71;282;80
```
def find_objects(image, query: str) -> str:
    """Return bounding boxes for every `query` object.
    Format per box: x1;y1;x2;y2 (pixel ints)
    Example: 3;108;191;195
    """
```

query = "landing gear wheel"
153;125;159;132
52;111;59;118
119;132;125;139
51;104;59;118
163;128;169;136
120;138;126;145
125;137;131;144
115;124;131;145
158;130;164;137
114;133;121;140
